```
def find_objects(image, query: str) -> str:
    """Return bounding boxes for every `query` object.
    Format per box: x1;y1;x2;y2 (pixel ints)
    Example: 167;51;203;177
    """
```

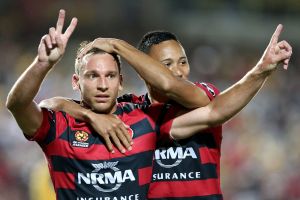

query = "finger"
277;40;292;53
269;24;283;47
43;34;52;49
120;123;133;145
64;17;78;40
38;35;48;56
56;35;64;52
283;58;289;65
109;131;125;153
49;27;56;44
103;136;114;153
115;128;132;151
78;42;93;59
275;50;292;64
283;58;290;70
56;9;65;34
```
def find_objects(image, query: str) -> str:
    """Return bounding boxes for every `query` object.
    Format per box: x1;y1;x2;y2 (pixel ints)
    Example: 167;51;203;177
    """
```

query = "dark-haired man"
43;24;292;200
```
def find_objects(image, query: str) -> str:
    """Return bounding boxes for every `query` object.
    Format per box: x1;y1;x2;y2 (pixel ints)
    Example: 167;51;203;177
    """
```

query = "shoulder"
116;102;146;115
194;81;220;100
117;93;149;105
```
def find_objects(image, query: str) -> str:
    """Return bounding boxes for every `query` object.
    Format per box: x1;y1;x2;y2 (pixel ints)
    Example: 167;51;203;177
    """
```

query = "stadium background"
0;0;299;199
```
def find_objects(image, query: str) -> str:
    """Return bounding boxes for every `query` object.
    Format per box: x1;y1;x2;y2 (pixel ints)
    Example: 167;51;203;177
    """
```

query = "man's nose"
97;78;108;91
170;65;183;78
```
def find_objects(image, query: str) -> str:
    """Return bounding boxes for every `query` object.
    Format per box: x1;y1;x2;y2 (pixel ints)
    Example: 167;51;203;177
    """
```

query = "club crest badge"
73;130;90;148
75;131;89;142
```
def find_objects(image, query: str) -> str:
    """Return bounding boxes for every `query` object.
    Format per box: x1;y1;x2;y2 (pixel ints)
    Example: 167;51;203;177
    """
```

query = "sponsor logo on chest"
154;147;198;168
77;161;136;193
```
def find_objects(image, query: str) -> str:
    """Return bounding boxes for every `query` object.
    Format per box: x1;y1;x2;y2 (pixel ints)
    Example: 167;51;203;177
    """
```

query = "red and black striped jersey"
118;82;224;200
28;102;172;200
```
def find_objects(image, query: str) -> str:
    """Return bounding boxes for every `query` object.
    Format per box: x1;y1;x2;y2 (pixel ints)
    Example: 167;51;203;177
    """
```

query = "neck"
80;100;118;114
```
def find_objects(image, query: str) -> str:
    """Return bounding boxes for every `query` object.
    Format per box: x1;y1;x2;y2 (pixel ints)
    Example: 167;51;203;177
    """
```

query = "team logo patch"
75;131;89;142
72;131;90;148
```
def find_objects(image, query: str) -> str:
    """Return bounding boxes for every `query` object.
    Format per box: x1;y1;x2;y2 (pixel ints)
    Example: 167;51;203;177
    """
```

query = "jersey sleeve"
25;108;56;145
117;93;141;103
118;93;151;106
194;82;220;101
151;104;180;143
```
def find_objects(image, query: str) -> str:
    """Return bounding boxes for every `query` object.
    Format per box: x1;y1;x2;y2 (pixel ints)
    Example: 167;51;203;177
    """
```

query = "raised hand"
38;9;78;65
77;38;117;59
257;24;292;73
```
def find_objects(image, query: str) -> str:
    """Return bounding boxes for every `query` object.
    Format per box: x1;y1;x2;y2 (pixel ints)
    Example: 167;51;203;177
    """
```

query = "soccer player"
46;26;291;200
75;34;223;199
5;10;175;199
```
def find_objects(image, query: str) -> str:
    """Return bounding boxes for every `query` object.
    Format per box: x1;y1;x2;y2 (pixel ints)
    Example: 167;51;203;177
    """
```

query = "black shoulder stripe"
155;103;171;136
43;110;57;145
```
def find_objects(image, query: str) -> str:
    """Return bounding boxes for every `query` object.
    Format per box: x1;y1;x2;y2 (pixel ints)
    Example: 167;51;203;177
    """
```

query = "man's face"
148;40;190;79
73;53;123;114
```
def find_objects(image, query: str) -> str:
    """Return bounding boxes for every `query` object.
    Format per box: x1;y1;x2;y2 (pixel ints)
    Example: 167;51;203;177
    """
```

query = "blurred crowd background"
0;0;299;199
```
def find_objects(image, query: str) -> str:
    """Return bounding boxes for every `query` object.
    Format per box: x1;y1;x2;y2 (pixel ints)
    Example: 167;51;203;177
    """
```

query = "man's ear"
72;74;80;91
119;74;123;91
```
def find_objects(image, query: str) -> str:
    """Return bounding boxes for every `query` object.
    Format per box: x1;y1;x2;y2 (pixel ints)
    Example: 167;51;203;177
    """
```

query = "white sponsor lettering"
78;170;135;185
77;162;136;193
73;141;89;148
76;194;139;200
152;171;201;181
154;147;198;168
154;147;197;160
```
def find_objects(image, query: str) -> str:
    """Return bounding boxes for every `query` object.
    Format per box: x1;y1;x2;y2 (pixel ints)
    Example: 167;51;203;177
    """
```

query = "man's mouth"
94;94;110;102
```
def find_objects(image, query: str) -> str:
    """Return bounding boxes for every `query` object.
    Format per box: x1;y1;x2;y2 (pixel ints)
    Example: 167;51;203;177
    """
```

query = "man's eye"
107;74;116;78
163;63;171;67
87;74;96;79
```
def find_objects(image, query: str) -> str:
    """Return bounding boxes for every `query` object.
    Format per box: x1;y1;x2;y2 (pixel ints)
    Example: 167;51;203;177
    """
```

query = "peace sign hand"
38;9;78;66
257;24;292;74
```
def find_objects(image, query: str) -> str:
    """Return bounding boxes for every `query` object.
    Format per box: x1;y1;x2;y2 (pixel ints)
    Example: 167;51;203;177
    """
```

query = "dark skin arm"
78;38;210;109
170;24;292;139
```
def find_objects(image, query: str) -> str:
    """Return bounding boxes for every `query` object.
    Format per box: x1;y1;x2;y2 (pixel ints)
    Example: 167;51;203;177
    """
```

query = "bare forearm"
6;57;53;110
171;24;292;139
171;64;269;139
209;65;268;125
112;39;210;108
112;39;174;90
41;98;92;122
6;57;53;136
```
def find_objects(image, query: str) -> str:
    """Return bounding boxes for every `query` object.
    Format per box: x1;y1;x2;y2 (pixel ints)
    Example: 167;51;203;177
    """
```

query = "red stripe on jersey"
138;166;153;186
148;179;221;198
44;132;157;160
199;147;219;164
55;112;70;138
44;139;111;160
120;108;152;125
53;172;75;189
113;132;157;158
27;109;51;142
